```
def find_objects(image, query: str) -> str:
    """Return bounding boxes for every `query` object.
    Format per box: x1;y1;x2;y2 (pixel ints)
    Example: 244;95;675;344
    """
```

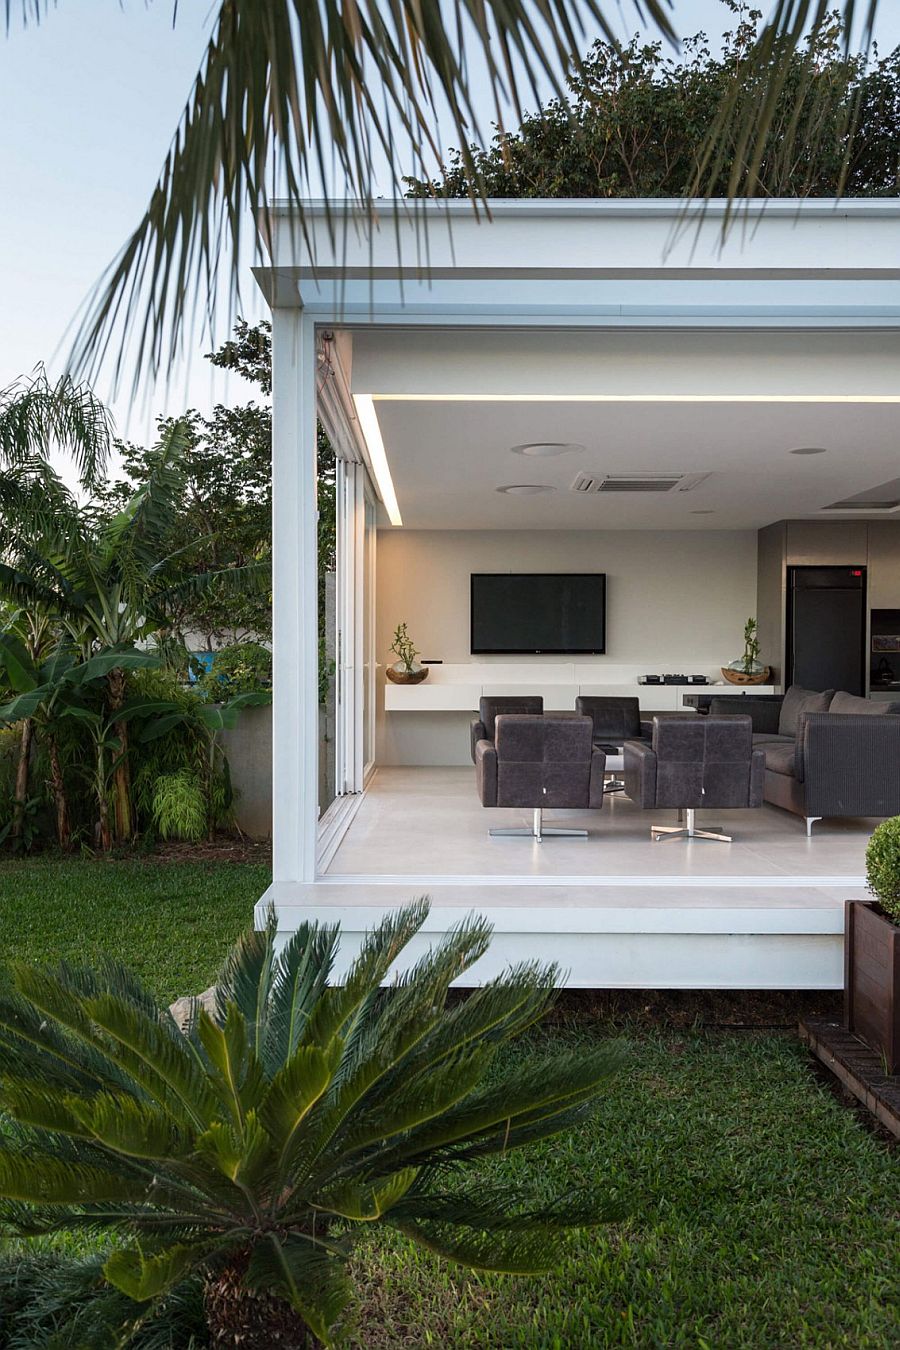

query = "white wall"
376;529;758;765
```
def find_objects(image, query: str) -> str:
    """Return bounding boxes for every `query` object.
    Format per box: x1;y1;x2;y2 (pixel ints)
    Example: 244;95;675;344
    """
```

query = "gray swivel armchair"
475;714;605;841
575;695;650;792
623;715;764;843
470;695;543;763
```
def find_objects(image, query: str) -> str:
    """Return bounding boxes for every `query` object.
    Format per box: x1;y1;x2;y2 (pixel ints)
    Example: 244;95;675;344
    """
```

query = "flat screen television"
470;573;606;655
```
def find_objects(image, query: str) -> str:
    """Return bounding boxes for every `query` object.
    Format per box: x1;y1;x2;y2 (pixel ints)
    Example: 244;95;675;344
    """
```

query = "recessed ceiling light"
496;484;556;495
690;509;716;514
790;446;828;455
510;442;584;458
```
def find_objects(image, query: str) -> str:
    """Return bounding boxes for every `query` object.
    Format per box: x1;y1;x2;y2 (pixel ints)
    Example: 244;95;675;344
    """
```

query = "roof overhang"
255;200;900;530
254;197;900;328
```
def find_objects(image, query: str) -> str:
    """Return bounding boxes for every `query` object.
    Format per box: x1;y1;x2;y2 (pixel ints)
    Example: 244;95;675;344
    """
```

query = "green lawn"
0;859;896;1348
0;858;269;1003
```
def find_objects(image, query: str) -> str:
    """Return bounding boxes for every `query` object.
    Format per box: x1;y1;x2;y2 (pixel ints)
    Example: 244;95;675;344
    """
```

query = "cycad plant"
0;901;624;1348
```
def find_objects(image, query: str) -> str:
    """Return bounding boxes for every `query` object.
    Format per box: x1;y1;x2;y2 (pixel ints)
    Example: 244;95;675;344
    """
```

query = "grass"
0;857;268;1003
0;859;896;1347
350;1027;899;1349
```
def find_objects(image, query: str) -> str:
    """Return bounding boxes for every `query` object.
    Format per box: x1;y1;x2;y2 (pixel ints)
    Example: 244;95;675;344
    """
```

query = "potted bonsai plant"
722;616;771;685
385;621;428;685
845;816;900;1072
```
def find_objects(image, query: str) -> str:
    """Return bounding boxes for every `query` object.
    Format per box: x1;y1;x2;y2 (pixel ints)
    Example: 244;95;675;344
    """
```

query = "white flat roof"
255;196;900;324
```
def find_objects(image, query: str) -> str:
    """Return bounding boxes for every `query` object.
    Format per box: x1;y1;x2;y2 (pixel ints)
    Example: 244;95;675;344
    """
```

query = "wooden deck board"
799;1017;900;1140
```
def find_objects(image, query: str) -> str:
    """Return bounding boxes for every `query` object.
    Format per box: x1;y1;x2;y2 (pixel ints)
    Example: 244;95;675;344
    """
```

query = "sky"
3;0;900;459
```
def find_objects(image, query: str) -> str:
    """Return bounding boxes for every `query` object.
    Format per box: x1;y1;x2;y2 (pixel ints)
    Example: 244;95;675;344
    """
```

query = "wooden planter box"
844;899;900;1073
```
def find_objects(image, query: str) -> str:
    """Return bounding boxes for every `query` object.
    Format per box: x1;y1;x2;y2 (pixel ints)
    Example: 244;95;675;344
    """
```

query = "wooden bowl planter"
844;899;900;1073
720;666;771;685
385;664;429;686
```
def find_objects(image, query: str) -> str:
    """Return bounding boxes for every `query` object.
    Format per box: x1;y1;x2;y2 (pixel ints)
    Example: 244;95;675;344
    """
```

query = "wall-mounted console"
383;663;775;712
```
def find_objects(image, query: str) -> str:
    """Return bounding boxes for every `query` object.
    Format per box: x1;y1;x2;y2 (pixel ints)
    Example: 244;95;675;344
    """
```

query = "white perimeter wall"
376;529;758;765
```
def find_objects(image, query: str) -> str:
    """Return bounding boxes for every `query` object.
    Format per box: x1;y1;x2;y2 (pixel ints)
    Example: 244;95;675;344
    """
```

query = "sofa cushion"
763;742;797;777
751;732;794;747
778;684;834;736
830;690;900;716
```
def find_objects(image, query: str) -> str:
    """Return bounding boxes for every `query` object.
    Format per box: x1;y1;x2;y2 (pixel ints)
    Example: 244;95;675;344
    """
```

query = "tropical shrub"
865;816;900;923
0;902;623;1348
129;670;213;829
151;772;207;842
195;642;271;696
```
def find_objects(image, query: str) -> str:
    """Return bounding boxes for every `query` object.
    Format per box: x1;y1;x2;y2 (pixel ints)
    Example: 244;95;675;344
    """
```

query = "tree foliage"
0;902;623;1347
103;319;336;652
0;422;268;851
408;5;900;200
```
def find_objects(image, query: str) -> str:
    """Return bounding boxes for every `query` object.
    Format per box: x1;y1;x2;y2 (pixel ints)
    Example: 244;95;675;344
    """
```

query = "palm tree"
0;421;266;844
0;902;624;1348
6;3;877;393
0;368;111;839
0;365;110;492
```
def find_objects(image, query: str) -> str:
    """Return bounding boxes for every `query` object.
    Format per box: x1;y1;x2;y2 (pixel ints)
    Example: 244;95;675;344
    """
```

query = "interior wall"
376;529;758;765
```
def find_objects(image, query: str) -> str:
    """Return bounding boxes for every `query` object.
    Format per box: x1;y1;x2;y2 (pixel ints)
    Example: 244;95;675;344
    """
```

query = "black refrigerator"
786;565;867;696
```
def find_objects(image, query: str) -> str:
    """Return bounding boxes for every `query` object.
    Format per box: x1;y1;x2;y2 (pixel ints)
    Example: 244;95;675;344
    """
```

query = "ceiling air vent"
570;471;710;494
822;477;900;512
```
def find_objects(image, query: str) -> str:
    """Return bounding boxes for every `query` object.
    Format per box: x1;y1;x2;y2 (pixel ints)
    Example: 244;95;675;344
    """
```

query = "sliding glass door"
322;459;377;820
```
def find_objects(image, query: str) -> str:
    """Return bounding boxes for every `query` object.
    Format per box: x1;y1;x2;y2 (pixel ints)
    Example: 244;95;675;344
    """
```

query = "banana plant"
0;640;172;851
0;902;625;1347
0;421;267;844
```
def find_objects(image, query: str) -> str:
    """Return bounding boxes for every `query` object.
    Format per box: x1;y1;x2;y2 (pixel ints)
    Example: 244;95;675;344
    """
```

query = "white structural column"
271;310;319;883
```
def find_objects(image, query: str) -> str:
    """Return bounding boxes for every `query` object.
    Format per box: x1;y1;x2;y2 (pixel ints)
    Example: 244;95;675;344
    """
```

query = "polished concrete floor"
326;766;874;887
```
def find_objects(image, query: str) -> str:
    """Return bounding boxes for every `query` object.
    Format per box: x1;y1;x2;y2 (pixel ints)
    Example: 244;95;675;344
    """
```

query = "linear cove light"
353;395;403;526
366;394;900;404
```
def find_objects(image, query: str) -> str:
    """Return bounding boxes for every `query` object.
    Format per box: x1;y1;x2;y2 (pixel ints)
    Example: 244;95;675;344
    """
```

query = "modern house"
253;198;900;989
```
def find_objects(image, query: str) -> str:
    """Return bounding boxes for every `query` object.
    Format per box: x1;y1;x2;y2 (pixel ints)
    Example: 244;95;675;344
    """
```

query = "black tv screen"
470;573;606;655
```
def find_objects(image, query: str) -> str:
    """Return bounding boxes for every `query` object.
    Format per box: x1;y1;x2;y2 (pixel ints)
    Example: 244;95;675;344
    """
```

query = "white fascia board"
262;197;900;292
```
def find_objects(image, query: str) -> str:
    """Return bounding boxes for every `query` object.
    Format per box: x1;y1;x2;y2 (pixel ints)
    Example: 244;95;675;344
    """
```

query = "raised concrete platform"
257;879;850;989
258;768;869;990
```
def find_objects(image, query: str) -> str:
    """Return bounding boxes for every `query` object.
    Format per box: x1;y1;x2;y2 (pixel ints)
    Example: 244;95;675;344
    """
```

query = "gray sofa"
706;685;900;833
475;714;605;841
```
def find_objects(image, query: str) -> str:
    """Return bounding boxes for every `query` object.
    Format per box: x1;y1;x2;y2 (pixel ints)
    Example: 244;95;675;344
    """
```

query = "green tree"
0;902;623;1348
208;319;337;626
0;423;265;846
104;404;272;648
102;320;335;651
408;7;900;200
0;368;111;840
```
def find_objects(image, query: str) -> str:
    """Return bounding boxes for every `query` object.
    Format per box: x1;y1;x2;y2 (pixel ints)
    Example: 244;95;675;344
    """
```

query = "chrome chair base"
651;808;731;844
490;808;587;843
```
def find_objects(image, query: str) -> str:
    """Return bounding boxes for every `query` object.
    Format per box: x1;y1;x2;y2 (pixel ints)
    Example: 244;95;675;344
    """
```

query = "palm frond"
99;420;190;578
263;921;339;1070
0;365;110;489
58;0;677;392
245;1234;351;1346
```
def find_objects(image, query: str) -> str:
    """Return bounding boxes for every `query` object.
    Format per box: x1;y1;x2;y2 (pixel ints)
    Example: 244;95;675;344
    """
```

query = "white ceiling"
372;396;900;530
